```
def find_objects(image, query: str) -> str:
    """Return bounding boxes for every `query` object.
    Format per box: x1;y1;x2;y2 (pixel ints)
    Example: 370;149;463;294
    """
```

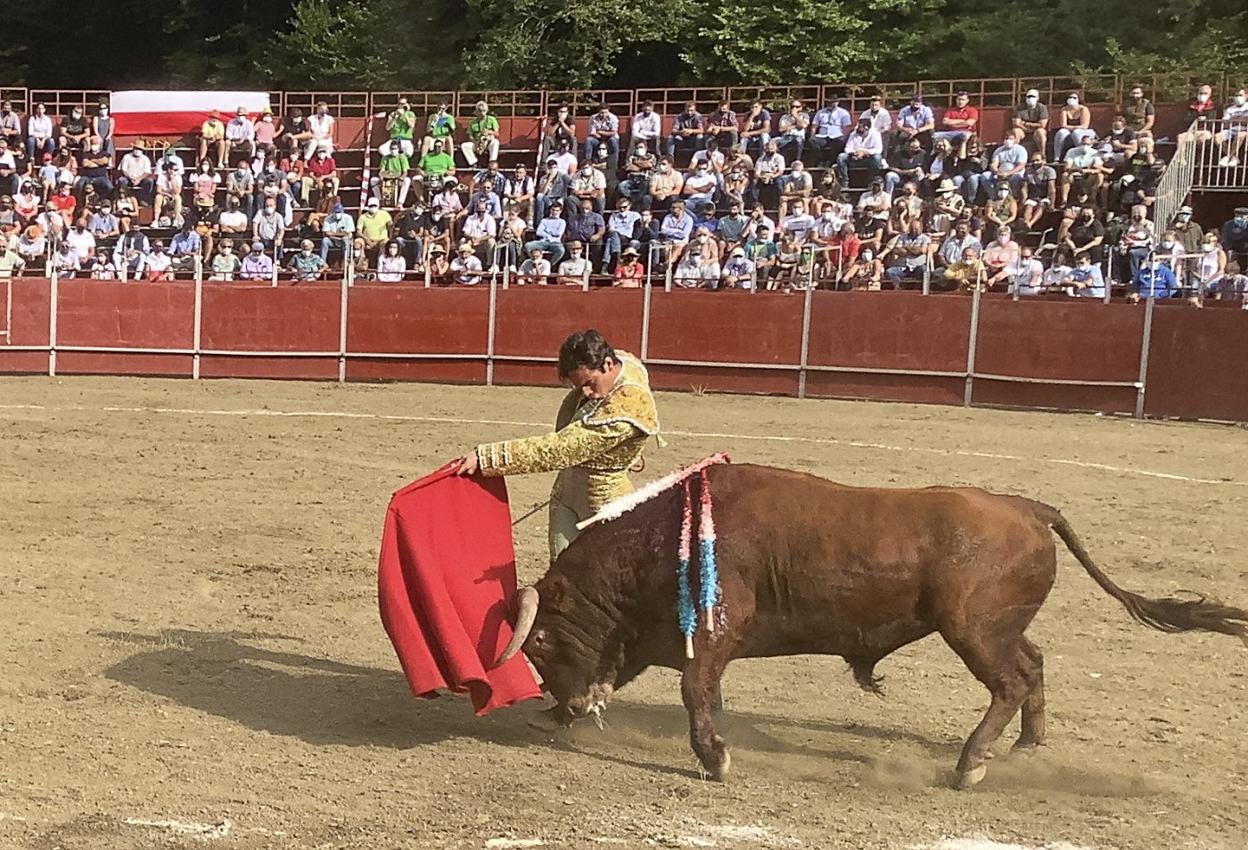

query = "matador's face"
566;358;620;401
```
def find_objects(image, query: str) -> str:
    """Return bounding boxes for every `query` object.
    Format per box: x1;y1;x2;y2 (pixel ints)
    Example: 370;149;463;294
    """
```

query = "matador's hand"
455;452;479;476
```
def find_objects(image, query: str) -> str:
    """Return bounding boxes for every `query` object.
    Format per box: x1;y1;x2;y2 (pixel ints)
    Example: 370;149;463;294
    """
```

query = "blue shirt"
1133;264;1177;298
170;230;201;256
1069;265;1105;297
812;106;851;139
535;216;566;242
660;212;693;241
898;104;935;130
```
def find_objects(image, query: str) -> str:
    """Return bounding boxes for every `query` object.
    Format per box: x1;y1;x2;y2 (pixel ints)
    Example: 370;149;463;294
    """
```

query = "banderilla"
512;499;551;527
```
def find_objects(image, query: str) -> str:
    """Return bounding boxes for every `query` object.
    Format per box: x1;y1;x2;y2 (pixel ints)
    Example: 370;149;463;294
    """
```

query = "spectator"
743;205;776;243
883;219;931;286
25;103;54;161
707;101;739;152
990;242;1041;294
190;160;220;209
571;163;606;213
1120;85;1155;135
534;158;572;222
752;141;785;211
673;241;719;288
895;94;935;150
984;135;1027;198
585;102;620;163
463;101;499;167
716;201;749;252
629;100;661;157
938;218;982;269
842;246;882;290
776;99;810;161
555;240;589;286
0;100;21;150
649;155;684;213
117;147;155;204
14;181;39;221
544;102;576;158
288;239;327;281
657;198;693;266
933;90;978;146
716;246;752;289
393;200;427;267
279;107;312;157
462;199;498;267
885;137;926;195
1192;232;1227;297
1183;83;1218;130
603;197;640;272
386;98;417;157
1129;255;1176;301
418;139;455;183
254;108;278;151
1058;135;1106;207
449;241;483;285
209;239;241;280
0;158;16;198
74;136;112;198
320;204;355;263
666;101;705;159
525;201;567;266
982;224;1020;278
740;100;771;156
1220;206;1248;267
58;104;90;151
1121;204;1155;277
356;196;393;257
307;144;339;199
16;224;45;267
1063;206;1106;265
743;224;779;282
87;201;119;240
505;164;535;221
306;101;335;160
199;110;226;167
1053;92;1094;160
426;242;451;281
780;199;816;244
682;159;719;214
860;96;893;136
49;239;79;277
612;246;644;287
1102;114;1137;167
155;146;186;179
238;241;272;280
468;175;503;219
0;232;25;278
567;196;605;266
549;138;577;176
943;245;986;291
780;160;812;205
1171;205;1203;254
224;106;256;165
1216;87;1248;167
218;194;249;237
1019;152;1056;231
252;198;285;257
721;160;751;210
1207;259;1248;300
836;118;884;186
810;95;851;166
517;245;551;285
1012;88;1049;158
169;219;201;271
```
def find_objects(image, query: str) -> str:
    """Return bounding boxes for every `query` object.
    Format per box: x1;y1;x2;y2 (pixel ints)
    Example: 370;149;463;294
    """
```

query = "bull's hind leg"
681;651;732;781
1013;637;1047;750
941;623;1043;790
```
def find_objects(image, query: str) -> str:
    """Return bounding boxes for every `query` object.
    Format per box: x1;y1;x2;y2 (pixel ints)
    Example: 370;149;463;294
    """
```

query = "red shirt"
48;193;77;215
308;155;336;178
942;105;979;129
614;261;644;286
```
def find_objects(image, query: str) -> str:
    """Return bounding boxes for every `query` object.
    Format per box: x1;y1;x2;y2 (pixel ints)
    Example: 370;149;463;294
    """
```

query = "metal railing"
1154;125;1198;230
1188;118;1248;192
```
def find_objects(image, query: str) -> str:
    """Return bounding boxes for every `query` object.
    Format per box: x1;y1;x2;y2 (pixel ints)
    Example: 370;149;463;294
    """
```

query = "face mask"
1204;243;1217;252
822;211;834;221
1237;95;1247;107
72;110;82;118
1003;139;1016;148
636;148;647;156
1237;216;1248;225
1067;97;1079;107
1196;93;1209;103
1025;96;1038;106
998;235;1010;245
861;251;873;261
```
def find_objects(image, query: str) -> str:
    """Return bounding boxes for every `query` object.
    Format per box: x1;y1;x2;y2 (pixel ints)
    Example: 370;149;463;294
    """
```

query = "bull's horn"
495;586;539;667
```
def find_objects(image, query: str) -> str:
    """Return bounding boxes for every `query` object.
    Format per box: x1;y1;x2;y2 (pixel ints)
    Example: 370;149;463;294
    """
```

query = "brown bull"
498;463;1248;788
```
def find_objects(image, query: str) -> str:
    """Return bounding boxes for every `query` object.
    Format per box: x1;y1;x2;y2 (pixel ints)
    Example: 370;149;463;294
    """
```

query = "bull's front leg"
681;653;731;780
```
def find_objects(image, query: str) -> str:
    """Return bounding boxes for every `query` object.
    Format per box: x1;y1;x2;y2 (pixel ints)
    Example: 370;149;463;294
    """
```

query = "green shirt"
388;109;416;141
468;115;499;141
419;151;454;178
427;111;455;138
380;153;410;177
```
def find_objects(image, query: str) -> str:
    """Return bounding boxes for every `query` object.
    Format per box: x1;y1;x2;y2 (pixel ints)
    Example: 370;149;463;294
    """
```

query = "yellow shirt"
201;119;224;140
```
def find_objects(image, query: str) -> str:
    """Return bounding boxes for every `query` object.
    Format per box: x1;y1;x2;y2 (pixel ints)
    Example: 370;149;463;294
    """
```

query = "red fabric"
378;462;542;715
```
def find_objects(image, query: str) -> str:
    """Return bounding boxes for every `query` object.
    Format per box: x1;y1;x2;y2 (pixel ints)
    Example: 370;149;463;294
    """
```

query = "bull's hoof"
1012;736;1045;751
954;763;987;790
705;748;732;782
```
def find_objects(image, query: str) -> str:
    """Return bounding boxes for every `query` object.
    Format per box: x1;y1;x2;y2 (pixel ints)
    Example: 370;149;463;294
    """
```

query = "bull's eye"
532;629;547;647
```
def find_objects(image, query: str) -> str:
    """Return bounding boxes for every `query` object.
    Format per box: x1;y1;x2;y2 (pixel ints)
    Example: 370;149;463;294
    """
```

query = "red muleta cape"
378;463;541;715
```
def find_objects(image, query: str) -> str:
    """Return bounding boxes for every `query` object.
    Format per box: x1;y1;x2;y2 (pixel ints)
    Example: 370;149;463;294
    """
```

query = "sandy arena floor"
1;376;1246;850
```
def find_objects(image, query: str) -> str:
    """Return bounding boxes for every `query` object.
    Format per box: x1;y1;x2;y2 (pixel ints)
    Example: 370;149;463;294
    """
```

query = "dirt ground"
1;376;1246;850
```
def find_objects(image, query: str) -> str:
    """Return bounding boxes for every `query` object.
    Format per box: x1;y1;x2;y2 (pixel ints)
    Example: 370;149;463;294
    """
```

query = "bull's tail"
1026;499;1248;645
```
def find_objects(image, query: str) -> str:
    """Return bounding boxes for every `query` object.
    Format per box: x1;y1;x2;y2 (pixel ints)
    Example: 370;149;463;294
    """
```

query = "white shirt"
462;214;498;239
226;117;255;141
309;113;335;140
844;129;884;157
632;111;661;140
218;210;249;230
859;108;893;133
377;254;407;282
553;151;578;174
121;152;153;181
65;229;96;262
1008;258;1045;293
27;115;53;138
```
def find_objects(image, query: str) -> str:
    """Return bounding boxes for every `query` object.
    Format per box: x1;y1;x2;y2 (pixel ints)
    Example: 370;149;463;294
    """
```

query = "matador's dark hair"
558;329;617;379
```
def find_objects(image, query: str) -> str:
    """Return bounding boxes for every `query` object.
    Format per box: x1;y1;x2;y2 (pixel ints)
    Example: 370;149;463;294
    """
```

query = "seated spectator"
449;241;482;285
462;199;498;267
319;204;356;264
516;245;551;285
87;201;119;240
629;101;661;157
199;110;226;167
1059;135;1106;206
1192;232;1226;296
547;138;576;176
570;163;606;214
943;245;986;292
938;218;982;269
649;156;684;213
776;100;810;161
567;197;605;265
666;101;705;160
14;183;39;222
1063;206;1106;265
169;219;201;271
16;224;45;267
810;95;851;166
657;199;693;263
418;139;455;184
224;106;256;165
822;222;860;282
704;101;738;153
1120;85;1155;136
1129;255;1176;301
992;244;1044;294
740;100;771;156
1221;206;1248;266
580;102;621;164
985;184;1018;235
883;219;931;286
673;241;719;288
0;237;25;277
1216;88;1248;167
709;245;751;290
278;107;312;157
1020;153;1056;231
426;242;451;281
237;240;272;279
254;107;278;149
682;160;718;214
306;102;335;160
895;94;935;151
752;141;785;210
117;146;155;204
533;158;572;222
190;160;221;208
983;135;1027;198
1121;204;1155;277
217;194;249;236
982;225;1020;277
1206;259;1248;299
307;144;339;200
1053;92;1094;160
26;103;54;161
617;141;656;209
0;101;21;151
287;239;327;280
209;239;241;280
75;137;113;199
933;91;978;146
780;199;816;244
58;105;90;151
1012;89;1049;158
393;200;428;267
860;96;892;136
542;102;576;159
0;156;17;198
721;161;751;210
553;239;588;286
463;101;499;167
836;119;884;187
842;246;882;290
48;179;77;219
1101;114;1136;167
778;160;812;206
525;201;567;266
885;137;926;194
251;198;285;257
386;98;417;157
715;201;749;252
612;246;644;287
890;182;923;231
144;240;172;281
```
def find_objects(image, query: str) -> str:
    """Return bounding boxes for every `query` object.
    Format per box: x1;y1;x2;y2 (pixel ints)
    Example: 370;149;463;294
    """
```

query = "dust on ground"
1;377;1246;850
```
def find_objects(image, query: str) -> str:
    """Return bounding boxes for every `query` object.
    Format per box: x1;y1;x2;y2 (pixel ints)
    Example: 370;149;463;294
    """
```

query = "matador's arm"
475;420;637;477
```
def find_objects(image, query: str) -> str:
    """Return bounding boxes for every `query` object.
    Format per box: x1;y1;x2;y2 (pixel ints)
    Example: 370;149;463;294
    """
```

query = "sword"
511;499;551;527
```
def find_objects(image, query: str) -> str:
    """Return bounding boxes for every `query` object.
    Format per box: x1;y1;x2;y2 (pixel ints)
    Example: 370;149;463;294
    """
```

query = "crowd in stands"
0;87;1246;301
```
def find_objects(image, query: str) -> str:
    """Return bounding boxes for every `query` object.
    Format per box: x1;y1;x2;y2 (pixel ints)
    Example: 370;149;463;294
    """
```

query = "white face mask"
1067;97;1079;107
1196;92;1210;103
1204;243;1217;252
1025;96;1038;106
1237;95;1247;106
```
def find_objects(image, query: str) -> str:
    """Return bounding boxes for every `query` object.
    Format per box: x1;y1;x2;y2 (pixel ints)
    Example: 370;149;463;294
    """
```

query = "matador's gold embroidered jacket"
474;351;660;514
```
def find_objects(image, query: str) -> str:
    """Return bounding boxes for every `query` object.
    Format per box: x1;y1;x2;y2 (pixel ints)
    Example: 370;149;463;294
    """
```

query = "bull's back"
707;464;1056;657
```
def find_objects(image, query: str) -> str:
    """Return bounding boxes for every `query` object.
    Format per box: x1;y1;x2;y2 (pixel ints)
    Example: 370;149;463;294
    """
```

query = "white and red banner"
111;91;272;136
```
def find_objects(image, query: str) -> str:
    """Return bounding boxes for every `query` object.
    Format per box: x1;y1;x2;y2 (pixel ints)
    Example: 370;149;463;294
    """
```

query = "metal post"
486;277;498;386
47;274;57;377
922;260;931;296
1134;294;1155;419
797;280;814;399
192;257;203;380
664;247;673;292
1103;252;1113;304
640;282;652;361
271;250;279;287
645;243;657;290
963;283;982;407
337;274;349;383
502;258;509;290
582;262;591;292
345;240;356;288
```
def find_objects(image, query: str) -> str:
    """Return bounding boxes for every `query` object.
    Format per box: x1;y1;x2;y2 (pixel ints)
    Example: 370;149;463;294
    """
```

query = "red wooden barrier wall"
2;278;1246;424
